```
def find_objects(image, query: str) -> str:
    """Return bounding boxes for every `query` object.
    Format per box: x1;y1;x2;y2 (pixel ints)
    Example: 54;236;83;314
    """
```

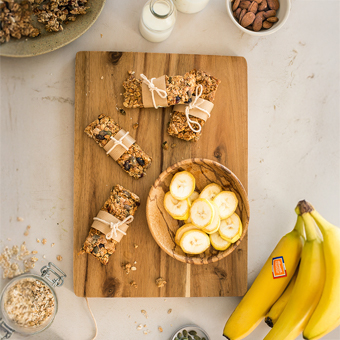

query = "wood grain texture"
73;52;248;298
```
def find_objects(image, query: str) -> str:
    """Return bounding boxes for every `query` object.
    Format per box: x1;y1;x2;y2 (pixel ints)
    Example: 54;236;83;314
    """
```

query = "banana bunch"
223;200;340;340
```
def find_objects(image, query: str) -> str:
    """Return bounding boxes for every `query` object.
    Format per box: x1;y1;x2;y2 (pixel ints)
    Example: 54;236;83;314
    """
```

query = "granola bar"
122;71;196;109
80;185;140;265
84;114;152;179
167;70;221;142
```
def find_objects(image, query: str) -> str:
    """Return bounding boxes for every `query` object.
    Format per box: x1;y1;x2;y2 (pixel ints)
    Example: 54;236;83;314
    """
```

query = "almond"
234;7;242;19
267;0;280;10
254;0;262;3
240;12;255;27
253;12;264;31
262;20;273;29
263;9;276;18
266;16;279;23
248;1;258;13
232;0;241;11
239;0;251;9
258;0;267;11
239;8;247;23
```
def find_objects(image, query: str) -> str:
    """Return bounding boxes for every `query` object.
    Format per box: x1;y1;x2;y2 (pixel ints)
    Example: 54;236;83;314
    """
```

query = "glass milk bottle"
173;0;210;13
139;0;177;43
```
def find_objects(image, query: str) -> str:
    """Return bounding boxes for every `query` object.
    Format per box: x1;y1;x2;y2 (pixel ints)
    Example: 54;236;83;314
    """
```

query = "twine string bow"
140;74;167;109
93;215;134;240
185;84;211;133
106;131;130;155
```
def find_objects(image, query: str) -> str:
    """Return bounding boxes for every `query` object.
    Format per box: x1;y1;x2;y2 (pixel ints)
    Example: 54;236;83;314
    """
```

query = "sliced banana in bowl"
218;213;242;243
213;191;238;219
202;203;221;234
175;223;199;246
187;191;200;206
164;191;190;220
199;183;222;201
190;198;215;229
210;231;232;251
170;171;196;200
180;230;211;255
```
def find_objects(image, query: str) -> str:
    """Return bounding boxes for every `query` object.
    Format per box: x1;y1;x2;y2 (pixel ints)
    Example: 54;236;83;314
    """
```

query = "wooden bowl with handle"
146;158;250;265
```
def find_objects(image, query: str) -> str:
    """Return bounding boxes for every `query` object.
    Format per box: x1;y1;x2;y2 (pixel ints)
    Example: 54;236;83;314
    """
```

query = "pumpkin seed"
183;330;188;337
194;336;201;340
188;336;193;340
177;333;183;339
189;331;197;336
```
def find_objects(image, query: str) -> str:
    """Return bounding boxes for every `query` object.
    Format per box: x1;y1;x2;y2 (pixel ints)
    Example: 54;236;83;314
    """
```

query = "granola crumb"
100;76;104;80
122;262;132;274
133;123;139;129
171;143;176;148
162;141;169;150
43;255;46;259
31;251;38;255
141;310;148;318
158;326;163;332
51;243;55;248
24;231;29;236
27;225;31;230
36;239;40;243
119;108;126;115
100;34;103;38
17;217;24;222
42;239;47;245
133;243;138;249
137;324;143;330
56;255;62;261
156;277;167;288
31;257;38;263
130;281;138;288
167;309;172;314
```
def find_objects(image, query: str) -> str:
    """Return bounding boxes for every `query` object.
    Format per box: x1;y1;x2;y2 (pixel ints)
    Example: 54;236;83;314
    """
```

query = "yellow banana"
223;215;304;340
265;265;299;328
302;201;340;340
263;207;325;340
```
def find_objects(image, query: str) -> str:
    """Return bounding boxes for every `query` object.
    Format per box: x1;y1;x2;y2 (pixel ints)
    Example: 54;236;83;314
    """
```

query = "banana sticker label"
272;256;287;279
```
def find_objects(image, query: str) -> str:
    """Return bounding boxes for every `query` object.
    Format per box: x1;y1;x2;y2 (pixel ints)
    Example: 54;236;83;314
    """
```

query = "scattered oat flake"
162;141;169;150
133;123;139;129
42;239;47;245
51;243;55;247
137;324;143;330
133;243;138;249
141;310;148;318
167;309;172;314
43;255;46;259
100;33;103;38
27;226;31;230
171;143;176;148
130;281;137;288
131;266;137;271
100;76;104;80
158;326;163;332
122;262;132;274
36;239;40;243
24;231;29;236
17;217;24;222
56;255;62;261
31;251;38;255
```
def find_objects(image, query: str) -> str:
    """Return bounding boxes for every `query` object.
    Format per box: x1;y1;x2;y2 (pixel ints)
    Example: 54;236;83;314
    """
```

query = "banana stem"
294;215;305;237
301;213;319;242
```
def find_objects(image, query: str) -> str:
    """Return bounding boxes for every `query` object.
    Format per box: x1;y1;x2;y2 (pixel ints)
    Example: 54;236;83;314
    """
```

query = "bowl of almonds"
226;0;291;35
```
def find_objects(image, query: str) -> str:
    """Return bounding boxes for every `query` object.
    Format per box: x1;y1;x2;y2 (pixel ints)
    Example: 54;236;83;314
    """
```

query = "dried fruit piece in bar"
122;71;196;108
80;185;140;265
84;114;152;179
167;70;221;142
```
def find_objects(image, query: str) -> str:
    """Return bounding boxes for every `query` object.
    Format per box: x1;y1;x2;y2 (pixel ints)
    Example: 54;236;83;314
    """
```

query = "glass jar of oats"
0;262;66;339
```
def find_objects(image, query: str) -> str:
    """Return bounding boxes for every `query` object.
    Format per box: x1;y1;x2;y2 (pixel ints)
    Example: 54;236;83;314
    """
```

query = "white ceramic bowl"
225;0;291;36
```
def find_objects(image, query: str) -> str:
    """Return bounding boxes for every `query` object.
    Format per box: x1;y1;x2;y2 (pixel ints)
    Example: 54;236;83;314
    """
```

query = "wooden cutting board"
73;51;248;298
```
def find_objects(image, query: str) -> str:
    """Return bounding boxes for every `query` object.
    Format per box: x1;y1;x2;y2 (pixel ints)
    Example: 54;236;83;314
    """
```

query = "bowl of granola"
146;158;249;265
0;0;105;57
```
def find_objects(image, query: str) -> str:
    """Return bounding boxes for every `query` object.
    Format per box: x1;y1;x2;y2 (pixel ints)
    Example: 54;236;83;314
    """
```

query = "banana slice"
180;229;211;254
170;171;196;200
202;203;221;234
213;191;238;219
164;191;190;220
218;213;242;243
210;231;232;251
187;191;199;206
185;216;192;224
199;183;222;201
175;223;199;246
190;198;215;228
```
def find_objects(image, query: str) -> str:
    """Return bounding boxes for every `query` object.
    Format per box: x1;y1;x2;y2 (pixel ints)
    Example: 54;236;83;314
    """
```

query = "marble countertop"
0;0;339;339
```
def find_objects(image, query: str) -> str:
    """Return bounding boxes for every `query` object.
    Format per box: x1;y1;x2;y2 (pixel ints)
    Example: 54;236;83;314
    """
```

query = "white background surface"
1;0;339;339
